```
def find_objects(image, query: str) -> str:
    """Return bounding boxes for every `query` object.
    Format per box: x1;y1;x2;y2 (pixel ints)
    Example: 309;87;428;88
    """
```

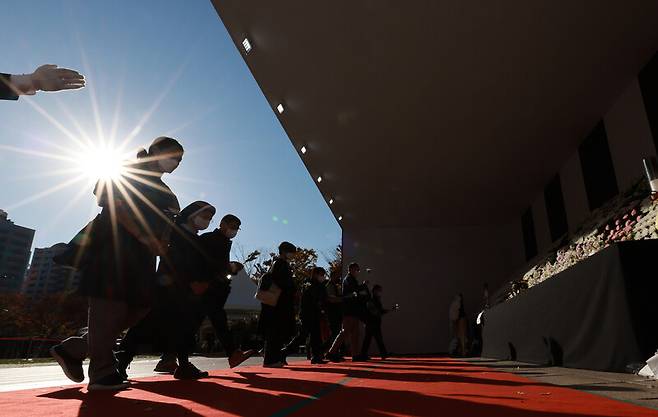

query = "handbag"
255;271;282;307
53;214;101;270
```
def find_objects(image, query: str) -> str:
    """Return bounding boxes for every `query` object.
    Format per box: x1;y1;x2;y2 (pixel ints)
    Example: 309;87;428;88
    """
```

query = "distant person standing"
50;136;183;391
327;262;369;362
1;64;84;100
258;242;298;367
324;270;343;349
360;284;394;359
282;266;328;364
452;293;468;356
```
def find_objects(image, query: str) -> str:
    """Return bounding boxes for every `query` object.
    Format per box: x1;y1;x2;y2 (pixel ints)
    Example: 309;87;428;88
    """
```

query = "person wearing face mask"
281;266;329;364
115;201;216;380
258;241;298;367
50;136;183;391
196;214;256;368
326;262;370;362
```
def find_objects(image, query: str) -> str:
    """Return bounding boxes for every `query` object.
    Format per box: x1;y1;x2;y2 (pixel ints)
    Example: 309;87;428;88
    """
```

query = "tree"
322;245;343;278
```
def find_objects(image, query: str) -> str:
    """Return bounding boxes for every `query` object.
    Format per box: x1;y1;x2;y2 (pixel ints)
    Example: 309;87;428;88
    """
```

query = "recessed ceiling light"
277;103;284;114
338;216;343;221
301;146;307;154
329;198;334;205
317;176;322;183
242;38;252;53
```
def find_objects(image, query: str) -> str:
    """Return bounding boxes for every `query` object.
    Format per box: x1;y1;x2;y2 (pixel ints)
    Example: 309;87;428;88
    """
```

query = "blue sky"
0;0;341;266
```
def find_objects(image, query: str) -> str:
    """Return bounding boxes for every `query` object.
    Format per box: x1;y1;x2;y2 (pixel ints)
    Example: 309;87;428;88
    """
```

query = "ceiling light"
301;146;307;154
242;38;252;53
277;103;284;114
338;216;343;221
329;198;334;205
317;176;322;183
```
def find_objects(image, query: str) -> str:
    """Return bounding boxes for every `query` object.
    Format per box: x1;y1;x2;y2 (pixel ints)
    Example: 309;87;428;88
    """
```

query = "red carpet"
1;357;657;416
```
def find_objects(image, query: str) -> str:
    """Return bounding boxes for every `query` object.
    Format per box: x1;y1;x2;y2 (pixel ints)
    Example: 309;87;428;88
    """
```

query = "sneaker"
352;355;370;362
88;372;129;391
154;358;178;374
263;361;285;368
311;357;328;365
228;350;255;368
174;362;209;380
326;353;344;363
50;344;84;383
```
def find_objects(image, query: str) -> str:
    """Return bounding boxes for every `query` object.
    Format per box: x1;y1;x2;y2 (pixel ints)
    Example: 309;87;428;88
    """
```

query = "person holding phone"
197;214;256;368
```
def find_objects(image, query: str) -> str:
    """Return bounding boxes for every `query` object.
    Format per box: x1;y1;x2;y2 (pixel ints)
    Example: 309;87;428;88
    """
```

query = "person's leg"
360;320;373;358
51;299;91;383
87;298;131;385
309;320;323;362
373;322;388;358
264;329;283;365
343;316;361;359
206;302;235;357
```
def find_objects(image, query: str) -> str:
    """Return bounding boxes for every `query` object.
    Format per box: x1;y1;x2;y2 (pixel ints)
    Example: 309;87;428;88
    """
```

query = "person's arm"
0;65;84;100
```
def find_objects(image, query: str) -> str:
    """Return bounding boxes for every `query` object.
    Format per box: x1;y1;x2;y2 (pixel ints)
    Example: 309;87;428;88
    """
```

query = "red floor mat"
1;357;656;417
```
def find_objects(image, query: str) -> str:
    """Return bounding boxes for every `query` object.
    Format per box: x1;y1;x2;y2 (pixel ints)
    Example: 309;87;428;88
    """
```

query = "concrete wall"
343;223;524;354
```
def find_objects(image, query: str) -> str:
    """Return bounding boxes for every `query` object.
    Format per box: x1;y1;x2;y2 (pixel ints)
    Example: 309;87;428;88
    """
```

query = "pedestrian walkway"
1;357;657;416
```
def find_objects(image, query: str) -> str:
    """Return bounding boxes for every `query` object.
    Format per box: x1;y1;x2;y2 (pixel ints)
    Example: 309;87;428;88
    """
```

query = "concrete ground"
0;355;268;392
467;358;658;410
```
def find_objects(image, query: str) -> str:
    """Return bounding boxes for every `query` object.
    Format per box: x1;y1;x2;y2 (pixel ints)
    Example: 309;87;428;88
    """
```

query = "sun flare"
75;144;127;181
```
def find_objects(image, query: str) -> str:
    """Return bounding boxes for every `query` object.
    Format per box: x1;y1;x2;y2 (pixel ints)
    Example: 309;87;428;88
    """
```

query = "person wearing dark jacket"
324;271;343;350
327;262;369;362
360;284;391;359
258;241;297;367
115;201;216;380
1;64;84;100
50;136;183;391
197;214;255;368
282;266;328;364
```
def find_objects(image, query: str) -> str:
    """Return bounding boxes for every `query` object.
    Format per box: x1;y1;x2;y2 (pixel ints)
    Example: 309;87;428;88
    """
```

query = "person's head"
348;262;360;277
311;266;327;283
136;136;184;175
278;241;297;261
330;270;341;283
218;214;241;239
373;284;383;297
177;201;216;232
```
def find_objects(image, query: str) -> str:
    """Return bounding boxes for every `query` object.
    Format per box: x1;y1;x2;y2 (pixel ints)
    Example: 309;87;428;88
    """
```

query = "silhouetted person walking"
50;136;183;391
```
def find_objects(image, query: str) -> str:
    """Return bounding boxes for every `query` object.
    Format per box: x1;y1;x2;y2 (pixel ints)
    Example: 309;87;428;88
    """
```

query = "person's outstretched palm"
32;64;85;92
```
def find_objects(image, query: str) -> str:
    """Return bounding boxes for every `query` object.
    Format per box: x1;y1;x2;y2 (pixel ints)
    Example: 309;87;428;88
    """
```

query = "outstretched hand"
31;64;85;92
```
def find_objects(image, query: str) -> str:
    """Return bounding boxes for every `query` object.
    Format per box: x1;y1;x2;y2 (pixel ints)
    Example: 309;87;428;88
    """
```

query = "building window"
522;207;538;261
639;51;658;152
578;121;619;210
544;174;569;242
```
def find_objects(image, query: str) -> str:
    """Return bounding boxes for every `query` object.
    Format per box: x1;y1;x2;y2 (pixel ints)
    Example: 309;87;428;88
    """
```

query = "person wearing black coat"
50;137;183;391
360;284;391;359
282;266;328;364
195;214;256;368
258;241;297;367
1;65;84;100
115;201;216;380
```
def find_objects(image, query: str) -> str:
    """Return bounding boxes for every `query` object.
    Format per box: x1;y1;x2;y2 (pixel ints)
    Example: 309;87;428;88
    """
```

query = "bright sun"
76;144;127;181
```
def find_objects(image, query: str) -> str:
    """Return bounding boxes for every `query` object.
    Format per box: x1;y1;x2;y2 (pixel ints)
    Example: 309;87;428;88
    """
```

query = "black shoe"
174;362;209;380
352;355;370;362
114;350;131;381
311;357;328;364
326;353;344;363
50;344;84;383
88;372;129;391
